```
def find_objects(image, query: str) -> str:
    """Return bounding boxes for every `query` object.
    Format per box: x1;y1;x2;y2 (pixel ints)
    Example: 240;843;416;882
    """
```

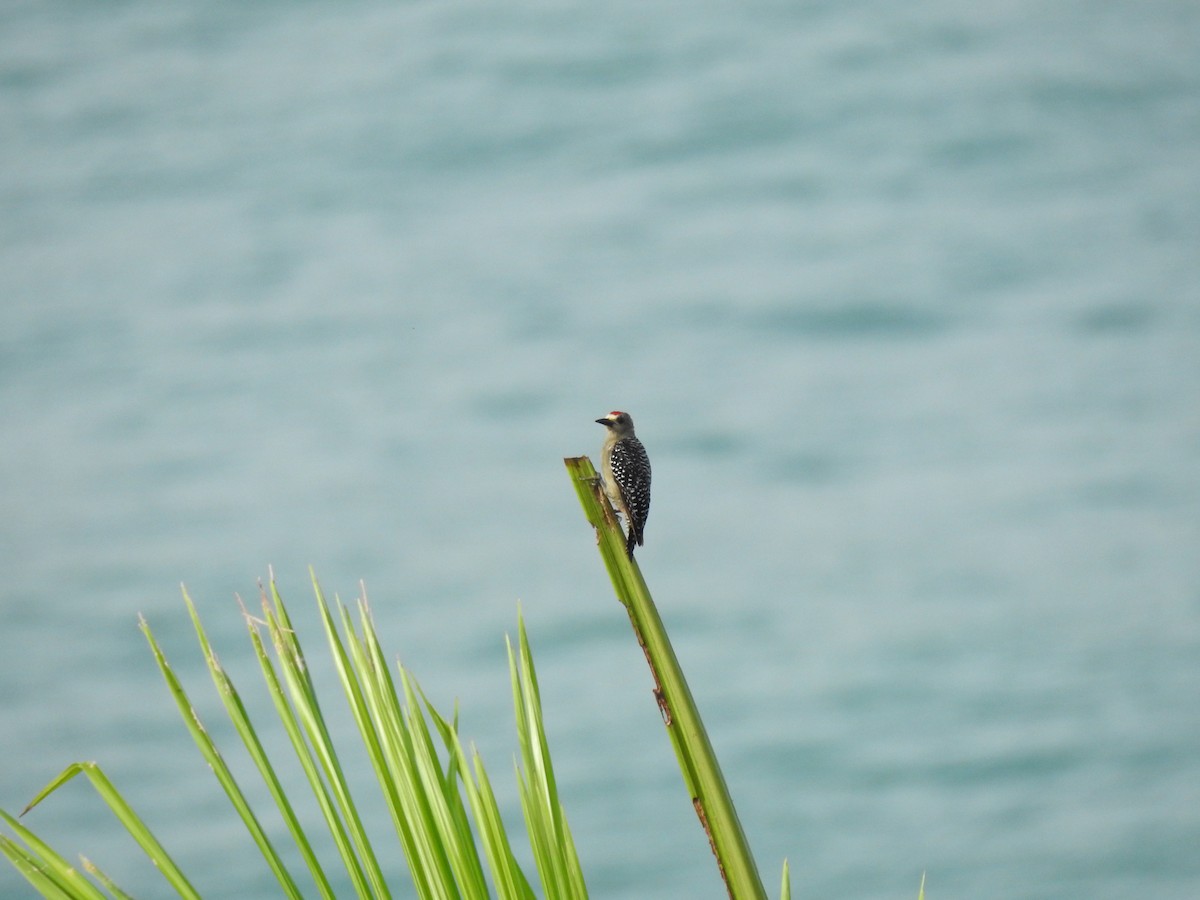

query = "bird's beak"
595;417;613;427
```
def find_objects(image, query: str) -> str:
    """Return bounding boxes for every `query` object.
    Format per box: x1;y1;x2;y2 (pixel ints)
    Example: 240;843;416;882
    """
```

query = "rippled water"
3;2;1199;897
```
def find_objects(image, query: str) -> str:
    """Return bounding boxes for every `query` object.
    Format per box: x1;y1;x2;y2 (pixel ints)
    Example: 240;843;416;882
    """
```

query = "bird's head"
595;410;635;436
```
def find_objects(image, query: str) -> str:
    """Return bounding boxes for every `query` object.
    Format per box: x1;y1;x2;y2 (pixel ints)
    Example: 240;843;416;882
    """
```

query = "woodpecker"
595;410;651;557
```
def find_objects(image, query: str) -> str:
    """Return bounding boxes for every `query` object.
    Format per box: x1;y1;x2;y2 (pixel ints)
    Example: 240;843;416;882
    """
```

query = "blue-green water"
3;2;1199;897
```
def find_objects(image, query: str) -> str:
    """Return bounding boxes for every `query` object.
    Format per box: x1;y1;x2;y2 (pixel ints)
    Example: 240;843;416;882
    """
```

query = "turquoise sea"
3;2;1198;897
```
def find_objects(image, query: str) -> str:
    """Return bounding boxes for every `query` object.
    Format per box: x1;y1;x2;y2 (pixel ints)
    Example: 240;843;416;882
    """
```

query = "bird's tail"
625;526;642;558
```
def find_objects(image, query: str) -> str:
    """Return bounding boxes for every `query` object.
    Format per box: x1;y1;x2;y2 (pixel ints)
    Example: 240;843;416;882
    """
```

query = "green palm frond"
2;577;581;899
4;460;808;900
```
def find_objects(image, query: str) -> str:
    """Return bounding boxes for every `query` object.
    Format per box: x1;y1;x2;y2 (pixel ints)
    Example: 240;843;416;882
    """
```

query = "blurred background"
2;1;1198;897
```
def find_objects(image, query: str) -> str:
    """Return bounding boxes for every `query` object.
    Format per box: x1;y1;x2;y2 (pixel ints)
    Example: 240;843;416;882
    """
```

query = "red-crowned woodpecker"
595;410;651;557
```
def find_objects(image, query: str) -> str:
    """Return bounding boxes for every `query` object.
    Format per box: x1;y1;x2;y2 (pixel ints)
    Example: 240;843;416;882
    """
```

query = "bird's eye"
617;414;626;423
